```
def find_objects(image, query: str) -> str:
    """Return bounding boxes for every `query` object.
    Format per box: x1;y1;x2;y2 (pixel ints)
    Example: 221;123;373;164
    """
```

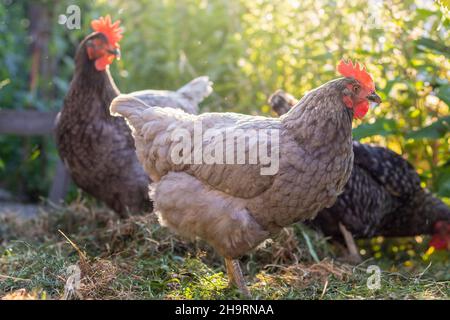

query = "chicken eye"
353;85;360;94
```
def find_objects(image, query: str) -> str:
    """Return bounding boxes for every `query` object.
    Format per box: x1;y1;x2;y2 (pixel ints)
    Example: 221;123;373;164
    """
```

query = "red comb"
337;59;374;91
91;15;123;48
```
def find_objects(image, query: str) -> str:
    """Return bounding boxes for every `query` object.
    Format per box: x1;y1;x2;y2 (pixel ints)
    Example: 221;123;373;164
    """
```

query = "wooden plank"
0;110;72;204
0;110;58;135
48;158;71;204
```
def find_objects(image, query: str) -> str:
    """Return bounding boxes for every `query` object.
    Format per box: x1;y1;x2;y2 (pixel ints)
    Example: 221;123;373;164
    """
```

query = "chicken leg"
338;222;362;264
225;258;251;298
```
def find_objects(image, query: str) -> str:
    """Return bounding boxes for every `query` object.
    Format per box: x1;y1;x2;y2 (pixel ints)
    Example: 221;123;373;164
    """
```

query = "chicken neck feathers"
269;90;450;239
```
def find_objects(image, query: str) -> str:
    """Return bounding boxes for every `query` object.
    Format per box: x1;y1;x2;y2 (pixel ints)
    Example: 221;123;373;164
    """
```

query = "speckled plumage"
269;90;450;240
111;78;357;258
55;32;212;217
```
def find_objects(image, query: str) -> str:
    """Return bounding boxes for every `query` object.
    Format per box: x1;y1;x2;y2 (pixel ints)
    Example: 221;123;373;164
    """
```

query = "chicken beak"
367;92;381;104
107;48;121;60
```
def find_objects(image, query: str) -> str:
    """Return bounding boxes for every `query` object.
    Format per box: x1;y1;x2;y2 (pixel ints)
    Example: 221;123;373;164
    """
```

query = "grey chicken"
55;16;212;217
110;60;381;296
269;89;450;261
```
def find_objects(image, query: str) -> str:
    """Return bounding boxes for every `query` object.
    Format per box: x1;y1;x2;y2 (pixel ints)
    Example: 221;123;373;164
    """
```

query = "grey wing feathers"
111;93;280;199
188;117;280;198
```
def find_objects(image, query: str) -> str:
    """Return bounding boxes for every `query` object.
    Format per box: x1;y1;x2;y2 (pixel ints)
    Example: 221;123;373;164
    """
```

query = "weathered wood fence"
0;110;71;203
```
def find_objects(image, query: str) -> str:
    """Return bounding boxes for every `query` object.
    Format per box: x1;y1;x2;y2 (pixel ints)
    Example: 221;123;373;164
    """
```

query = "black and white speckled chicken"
269;90;450;261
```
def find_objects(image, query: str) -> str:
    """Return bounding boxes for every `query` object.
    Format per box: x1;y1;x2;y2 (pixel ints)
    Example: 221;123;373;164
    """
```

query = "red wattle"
354;101;369;119
95;54;115;71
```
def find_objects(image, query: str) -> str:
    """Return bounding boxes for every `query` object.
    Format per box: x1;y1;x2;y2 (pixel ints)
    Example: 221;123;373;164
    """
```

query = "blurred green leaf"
415;37;450;58
436;85;450;106
353;118;398;140
435;163;450;197
0;78;10;90
29;148;41;162
406;116;450;140
300;229;320;263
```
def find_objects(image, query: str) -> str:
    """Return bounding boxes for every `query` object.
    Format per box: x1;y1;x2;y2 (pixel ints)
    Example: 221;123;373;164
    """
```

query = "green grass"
0;200;449;300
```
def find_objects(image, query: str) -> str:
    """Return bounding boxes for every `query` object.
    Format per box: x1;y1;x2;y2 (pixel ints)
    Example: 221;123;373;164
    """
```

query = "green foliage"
353;118;399;140
415;37;450;58
0;0;92;199
0;0;449;200
407;115;450;140
435;161;450;197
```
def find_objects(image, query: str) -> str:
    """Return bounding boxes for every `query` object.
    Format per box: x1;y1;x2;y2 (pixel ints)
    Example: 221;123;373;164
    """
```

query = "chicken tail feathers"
110;94;151;130
268;89;297;117
177;76;213;105
110;94;148;117
110;95;196;180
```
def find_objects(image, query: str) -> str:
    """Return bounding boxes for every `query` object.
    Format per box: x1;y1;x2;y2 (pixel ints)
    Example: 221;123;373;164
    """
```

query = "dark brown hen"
55;18;150;217
269;90;450;261
55;16;212;217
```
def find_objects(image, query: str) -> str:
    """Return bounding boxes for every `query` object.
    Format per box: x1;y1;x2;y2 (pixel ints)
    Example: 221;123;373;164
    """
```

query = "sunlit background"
0;0;448;206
